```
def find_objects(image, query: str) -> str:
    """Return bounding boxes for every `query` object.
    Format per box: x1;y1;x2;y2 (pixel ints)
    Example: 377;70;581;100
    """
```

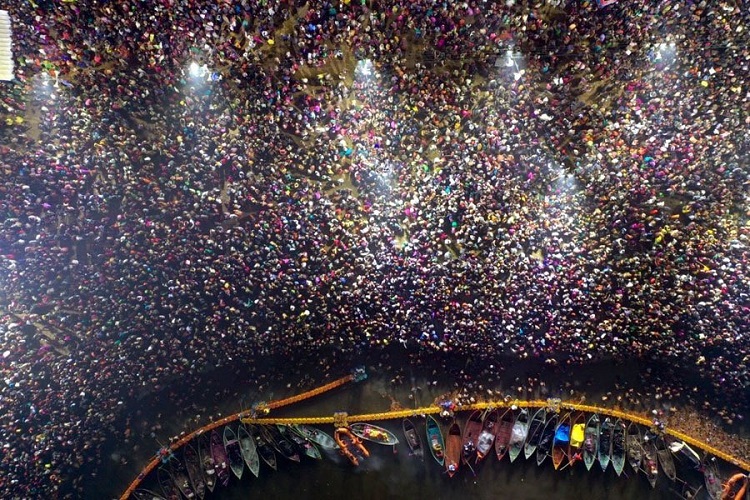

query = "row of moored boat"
131;423;337;500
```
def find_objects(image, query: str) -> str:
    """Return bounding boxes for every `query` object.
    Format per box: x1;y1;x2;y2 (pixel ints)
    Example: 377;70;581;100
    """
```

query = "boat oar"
465;459;478;478
558;458;574;472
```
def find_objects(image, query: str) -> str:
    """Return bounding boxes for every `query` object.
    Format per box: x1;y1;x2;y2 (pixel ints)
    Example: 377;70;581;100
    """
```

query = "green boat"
350;423;399;446
291;424;338;451
583;414;600;471
508;408;529;463
237;424;260;478
425;415;445;466
278;424;322;460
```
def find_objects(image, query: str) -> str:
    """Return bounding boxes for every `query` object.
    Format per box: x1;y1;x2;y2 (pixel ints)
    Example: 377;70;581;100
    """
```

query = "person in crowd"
0;0;748;497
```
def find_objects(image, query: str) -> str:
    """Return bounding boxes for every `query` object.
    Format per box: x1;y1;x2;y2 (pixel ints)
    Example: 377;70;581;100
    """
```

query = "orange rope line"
122;391;750;499
119;374;354;499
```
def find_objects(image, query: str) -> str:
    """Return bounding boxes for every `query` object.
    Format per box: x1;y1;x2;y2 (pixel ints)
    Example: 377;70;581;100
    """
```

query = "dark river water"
98;354;722;500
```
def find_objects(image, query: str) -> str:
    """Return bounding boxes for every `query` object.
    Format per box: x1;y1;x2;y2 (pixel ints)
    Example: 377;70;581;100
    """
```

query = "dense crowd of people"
0;0;748;497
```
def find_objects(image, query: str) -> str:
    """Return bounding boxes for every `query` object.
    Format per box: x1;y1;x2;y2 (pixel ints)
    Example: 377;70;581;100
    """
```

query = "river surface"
99;356;717;500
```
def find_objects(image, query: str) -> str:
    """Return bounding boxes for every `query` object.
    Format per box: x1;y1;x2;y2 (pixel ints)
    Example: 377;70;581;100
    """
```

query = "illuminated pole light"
189;61;200;77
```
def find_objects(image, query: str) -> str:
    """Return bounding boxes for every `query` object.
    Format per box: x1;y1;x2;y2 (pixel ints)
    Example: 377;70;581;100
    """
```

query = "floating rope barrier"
261;373;357;412
119;371;360;499
122;387;749;499
242;399;750;472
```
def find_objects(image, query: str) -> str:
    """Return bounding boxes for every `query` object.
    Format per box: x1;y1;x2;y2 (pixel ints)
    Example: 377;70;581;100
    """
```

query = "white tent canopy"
0;10;13;81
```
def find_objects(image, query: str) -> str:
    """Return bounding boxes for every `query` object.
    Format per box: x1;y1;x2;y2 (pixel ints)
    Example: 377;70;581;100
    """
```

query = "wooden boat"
611;419;627;477
567;412;586;468
462;410;483;464
157;467;181;500
642;435;659;489
425;415;445;466
655;435;676;481
625;422;643;474
508;409;529;463
445;421;462;478
209;429;230;487
223;426;244;480
334;427;369;466
248;424;277;470
523;408;547;460
132;489;167;500
475;409;498;463
350;423;399;446
237;424;260;477
196;433;216;493
183;442;206;499
551;412;571;470
582;414;600;471
703;456;723;500
169;457;196;500
669;440;702;468
260;425;300;462
495;407;516;462
598;418;614;472
402;418;424;460
536;412;559;467
291;424;338;451
278;424;322;460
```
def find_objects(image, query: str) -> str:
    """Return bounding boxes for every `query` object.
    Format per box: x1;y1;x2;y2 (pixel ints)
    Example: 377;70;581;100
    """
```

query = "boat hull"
462;411;483;464
445;422;462;477
349;423;399;446
551;413;571;470
523;408;547;461
183;443;206;500
536;414;559;467
598;419;613;472
402;418;424;460
582;414;600;471
426;415;445;466
238;424;260;478
611;420;627;476
210;430;230;487
495;408;516;462
508;409;529;463
223;426;245;480
292;424;338;451
196;433;216;493
248;425;277;470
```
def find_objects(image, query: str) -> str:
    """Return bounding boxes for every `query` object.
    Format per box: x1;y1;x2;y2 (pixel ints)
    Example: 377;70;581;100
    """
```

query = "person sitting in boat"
432;439;444;458
448;464;456;474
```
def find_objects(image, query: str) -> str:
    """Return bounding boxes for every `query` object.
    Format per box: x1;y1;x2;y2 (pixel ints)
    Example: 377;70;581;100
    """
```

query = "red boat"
445;422;462;478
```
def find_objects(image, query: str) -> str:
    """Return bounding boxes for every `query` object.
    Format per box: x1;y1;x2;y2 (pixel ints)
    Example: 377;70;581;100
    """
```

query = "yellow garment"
571;423;585;447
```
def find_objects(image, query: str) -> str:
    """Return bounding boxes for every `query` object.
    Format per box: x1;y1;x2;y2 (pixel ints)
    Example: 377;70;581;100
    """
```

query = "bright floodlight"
189;61;200;77
356;59;373;77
